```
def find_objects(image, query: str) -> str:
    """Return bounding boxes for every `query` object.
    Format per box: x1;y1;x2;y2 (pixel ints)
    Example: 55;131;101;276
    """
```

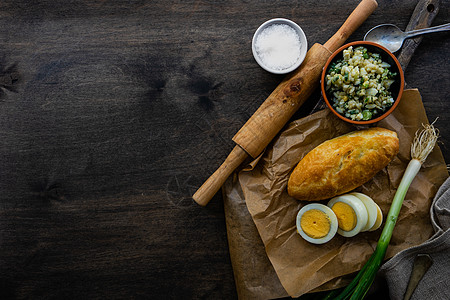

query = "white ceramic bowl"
252;18;307;74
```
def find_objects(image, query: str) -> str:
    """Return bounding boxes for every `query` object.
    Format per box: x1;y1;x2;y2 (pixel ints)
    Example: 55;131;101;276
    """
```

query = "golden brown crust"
287;127;399;201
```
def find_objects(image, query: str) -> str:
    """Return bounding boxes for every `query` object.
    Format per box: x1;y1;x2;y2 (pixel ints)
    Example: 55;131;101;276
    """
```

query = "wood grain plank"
0;0;448;299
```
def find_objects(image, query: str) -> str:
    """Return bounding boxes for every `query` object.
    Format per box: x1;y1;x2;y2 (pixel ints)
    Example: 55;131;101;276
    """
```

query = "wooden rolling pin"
193;0;378;206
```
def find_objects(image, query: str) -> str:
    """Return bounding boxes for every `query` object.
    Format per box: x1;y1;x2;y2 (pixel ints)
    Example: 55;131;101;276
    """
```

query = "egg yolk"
300;209;331;239
331;202;357;231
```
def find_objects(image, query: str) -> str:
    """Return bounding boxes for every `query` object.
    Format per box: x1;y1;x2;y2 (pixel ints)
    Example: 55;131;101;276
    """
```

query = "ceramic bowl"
321;41;405;125
252;18;307;74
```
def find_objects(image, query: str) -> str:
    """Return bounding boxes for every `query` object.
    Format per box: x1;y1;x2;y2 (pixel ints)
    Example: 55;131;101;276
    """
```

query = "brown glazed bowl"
321;41;405;125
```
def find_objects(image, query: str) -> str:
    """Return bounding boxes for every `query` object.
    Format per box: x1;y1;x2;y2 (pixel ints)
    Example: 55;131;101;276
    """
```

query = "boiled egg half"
328;194;368;237
328;193;382;237
296;203;338;244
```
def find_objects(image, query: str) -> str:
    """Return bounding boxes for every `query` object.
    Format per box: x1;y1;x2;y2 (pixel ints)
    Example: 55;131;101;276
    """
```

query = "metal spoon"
364;23;450;52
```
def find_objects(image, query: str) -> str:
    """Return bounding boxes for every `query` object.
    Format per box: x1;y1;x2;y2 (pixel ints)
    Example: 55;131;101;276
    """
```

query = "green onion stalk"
328;122;439;300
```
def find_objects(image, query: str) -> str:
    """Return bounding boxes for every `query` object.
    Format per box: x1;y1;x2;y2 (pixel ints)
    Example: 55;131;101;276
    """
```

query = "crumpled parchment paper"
223;89;449;298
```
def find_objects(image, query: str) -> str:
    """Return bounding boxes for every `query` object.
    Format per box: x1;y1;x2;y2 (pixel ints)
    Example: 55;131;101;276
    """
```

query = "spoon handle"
406;22;450;39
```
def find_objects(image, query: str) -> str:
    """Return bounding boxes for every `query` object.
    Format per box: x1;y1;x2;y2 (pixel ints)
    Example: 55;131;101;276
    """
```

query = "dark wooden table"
0;0;449;299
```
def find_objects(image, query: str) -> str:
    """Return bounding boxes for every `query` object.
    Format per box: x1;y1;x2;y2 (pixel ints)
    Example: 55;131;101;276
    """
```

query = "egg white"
368;202;383;231
328;194;368;237
296;203;338;244
350;192;378;232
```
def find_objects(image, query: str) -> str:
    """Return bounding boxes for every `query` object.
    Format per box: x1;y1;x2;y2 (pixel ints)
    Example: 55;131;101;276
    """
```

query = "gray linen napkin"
381;175;450;300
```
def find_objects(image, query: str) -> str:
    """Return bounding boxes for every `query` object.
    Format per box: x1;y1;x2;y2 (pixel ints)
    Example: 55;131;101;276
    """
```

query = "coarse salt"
255;24;302;71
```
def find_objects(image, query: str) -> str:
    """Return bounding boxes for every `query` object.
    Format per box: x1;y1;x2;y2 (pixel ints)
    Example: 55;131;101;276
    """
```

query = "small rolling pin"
193;0;378;206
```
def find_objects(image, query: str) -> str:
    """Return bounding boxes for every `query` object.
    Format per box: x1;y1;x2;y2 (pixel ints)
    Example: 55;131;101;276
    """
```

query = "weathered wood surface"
397;0;441;70
0;0;448;299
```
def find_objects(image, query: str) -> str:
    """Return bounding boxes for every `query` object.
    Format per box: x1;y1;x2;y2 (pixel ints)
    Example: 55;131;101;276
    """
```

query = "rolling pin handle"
194;0;379;207
193;145;248;206
324;0;378;52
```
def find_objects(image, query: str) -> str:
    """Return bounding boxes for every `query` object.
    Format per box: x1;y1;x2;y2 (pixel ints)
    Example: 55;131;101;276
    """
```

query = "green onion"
326;122;439;300
362;110;372;120
388;71;397;78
